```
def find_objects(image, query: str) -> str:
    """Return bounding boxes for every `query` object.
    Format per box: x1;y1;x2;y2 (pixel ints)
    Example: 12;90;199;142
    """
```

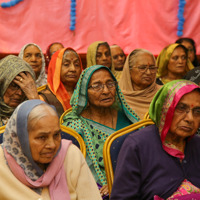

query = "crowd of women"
0;37;200;199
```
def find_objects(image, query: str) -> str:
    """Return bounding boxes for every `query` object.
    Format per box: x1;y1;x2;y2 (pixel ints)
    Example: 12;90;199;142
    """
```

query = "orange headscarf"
47;47;83;110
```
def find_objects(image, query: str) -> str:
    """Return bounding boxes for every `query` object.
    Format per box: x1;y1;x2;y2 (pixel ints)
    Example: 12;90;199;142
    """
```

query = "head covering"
47;47;83;111
119;50;162;119
86;41;122;81
184;66;200;85
156;43;194;84
63;65;139;185
2;99;71;200
18;43;47;87
0;55;35;126
149;80;199;159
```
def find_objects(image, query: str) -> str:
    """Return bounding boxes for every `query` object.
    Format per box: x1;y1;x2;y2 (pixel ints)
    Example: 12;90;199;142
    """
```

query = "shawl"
2;99;71;200
0;55;35;126
156;43;194;84
47;47;83;111
149;80;199;160
86;41;122;81
184;66;200;85
62;65;139;185
18;43;47;87
119;51;162;119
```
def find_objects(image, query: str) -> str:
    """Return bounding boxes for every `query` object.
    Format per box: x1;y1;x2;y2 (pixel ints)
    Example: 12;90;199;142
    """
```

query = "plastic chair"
143;111;150;119
0;125;6;143
60;108;72;124
103;119;154;195
37;84;47;92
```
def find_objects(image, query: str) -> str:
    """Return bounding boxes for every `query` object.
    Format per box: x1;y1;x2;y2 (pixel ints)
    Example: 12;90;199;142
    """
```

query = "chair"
0;125;6;143
60;125;86;158
103;119;154;195
37;84;47;92
143;111;150;119
60;108;72;124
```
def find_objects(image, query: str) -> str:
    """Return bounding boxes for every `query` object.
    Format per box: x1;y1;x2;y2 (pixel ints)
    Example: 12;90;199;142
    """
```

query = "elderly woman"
0;99;102;199
87;41;121;81
39;47;83;117
18;43;47;87
119;49;161;119
110;80;200;200
156;43;194;85
0;55;39;127
62;65;139;197
176;37;200;67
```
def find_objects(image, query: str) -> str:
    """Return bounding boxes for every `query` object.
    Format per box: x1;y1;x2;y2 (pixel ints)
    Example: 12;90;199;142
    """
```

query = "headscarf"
2;99;71;200
0;55;35;126
18;43;47;87
149;80;199;160
47;47;83;111
63;65;139;185
156;43;194;84
184;66;200;85
119;50;162;119
86;41;122;81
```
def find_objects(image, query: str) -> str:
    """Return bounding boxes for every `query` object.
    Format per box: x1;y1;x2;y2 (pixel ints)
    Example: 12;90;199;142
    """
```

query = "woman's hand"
13;72;39;99
100;184;109;197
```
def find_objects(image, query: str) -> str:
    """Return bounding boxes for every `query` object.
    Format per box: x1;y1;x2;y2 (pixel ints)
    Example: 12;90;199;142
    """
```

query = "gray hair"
129;49;156;69
63;49;79;62
27;104;58;131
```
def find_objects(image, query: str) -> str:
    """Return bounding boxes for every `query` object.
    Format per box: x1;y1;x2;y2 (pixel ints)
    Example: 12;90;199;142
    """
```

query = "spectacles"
175;103;200;118
131;65;158;74
88;81;117;91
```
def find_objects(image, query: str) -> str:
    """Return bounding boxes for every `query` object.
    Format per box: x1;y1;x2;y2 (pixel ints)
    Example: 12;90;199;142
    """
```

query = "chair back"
0;125;6;143
37;84;47;92
143;111;150;119
60;108;72;124
60;125;86;157
103;119;154;195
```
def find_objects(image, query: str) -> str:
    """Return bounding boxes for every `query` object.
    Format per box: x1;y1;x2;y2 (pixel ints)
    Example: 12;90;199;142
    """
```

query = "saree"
119;50;162;119
156;43;194;85
62;65;139;185
18;43;47;87
0;55;35;126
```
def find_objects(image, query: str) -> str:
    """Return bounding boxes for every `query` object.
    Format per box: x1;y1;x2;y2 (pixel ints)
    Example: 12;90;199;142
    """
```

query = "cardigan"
110;124;200;200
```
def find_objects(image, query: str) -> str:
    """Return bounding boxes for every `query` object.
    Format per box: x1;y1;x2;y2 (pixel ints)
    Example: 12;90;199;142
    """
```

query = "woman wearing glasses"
111;80;200;200
156;43;194;85
119;49;161;119
62;65;139;198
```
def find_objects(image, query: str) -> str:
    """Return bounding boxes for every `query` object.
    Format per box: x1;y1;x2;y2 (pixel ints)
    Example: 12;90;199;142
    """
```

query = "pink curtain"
0;0;199;54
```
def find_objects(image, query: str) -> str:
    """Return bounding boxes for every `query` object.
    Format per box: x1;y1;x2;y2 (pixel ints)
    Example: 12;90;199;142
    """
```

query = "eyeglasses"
131;65;158;74
175;103;200;118
88;81;117;91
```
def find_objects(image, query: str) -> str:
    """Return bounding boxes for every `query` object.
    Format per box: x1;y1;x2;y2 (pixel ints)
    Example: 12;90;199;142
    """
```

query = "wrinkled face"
23;45;42;79
130;53;156;90
167;47;187;76
96;45;112;69
28;114;61;165
169;90;200;140
181;41;195;63
111;46;126;71
60;51;82;86
87;69;116;108
49;43;64;59
3;80;26;107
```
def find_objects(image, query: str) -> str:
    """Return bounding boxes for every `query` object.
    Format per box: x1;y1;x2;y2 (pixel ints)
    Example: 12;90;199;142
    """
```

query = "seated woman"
39;47;83;117
119;49;161;119
110;80;200;200
18;43;47;87
0;99;102;200
45;42;64;73
62;65;139;197
87;41;121;81
176;37;200;67
184;66;200;86
0;55;39;126
156;43;194;85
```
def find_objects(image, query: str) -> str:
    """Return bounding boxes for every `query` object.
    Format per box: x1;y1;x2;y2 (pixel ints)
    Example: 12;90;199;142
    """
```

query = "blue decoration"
0;0;23;8
70;0;76;31
177;0;186;37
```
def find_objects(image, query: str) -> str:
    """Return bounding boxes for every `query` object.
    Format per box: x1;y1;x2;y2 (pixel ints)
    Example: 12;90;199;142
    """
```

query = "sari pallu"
62;65;139;186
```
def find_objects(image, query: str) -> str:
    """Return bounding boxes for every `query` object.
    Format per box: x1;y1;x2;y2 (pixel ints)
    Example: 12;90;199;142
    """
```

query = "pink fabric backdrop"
0;0;200;55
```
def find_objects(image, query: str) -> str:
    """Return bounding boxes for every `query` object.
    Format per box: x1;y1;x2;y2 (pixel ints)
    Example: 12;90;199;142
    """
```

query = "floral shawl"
62;65;139;185
0;55;35;126
149;80;199;160
47;47;83;111
18;43;47;88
